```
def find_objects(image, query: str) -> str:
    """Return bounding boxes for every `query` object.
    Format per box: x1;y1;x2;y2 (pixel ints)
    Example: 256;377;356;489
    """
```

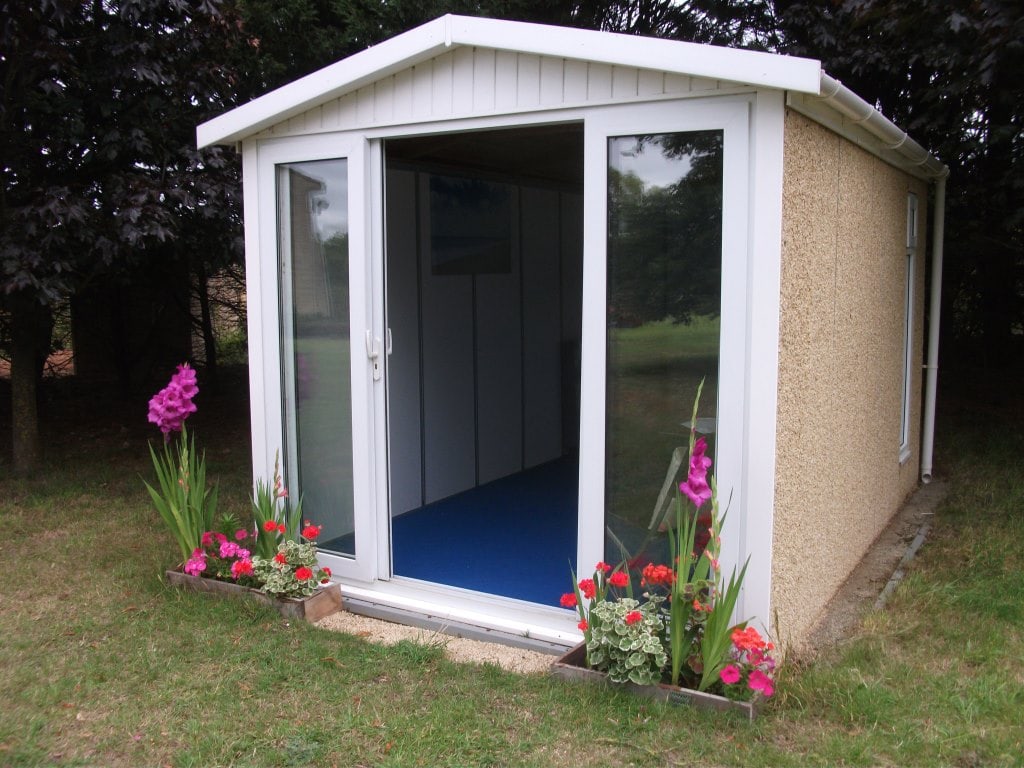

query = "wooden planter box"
165;570;343;623
550;643;759;721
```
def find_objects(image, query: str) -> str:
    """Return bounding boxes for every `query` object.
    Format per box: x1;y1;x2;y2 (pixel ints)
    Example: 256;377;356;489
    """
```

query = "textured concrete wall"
773;110;928;648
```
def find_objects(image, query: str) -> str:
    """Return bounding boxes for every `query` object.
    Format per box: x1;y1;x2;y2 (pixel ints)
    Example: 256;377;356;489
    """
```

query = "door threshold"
333;578;582;653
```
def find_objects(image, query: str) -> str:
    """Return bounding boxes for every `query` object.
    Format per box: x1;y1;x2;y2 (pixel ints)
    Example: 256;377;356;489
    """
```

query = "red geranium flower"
578;578;596;600
295;566;313;581
595;561;612;574
641;563;675;587
559;593;577;608
624;610;642;625
231;559;254;579
608;571;629;588
577;619;588;631
322;566;331;577
276;522;287;534
274;552;288;564
301;523;322;540
263;520;278;533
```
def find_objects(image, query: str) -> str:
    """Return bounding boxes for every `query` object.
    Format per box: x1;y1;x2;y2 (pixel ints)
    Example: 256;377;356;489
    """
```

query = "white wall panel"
356;84;376;125
637;69;664;96
452;46;476;113
473;49;497;112
476;217;524;484
611;66;638;99
393;69;415;123
521;187;563;467
539;56;564;106
337;92;358;130
374;77;396;124
431;52;455;115
664;73;692;94
587;63;613;101
385;169;423;516
418;174;476;502
563;60;589;103
516;54;541;108
494;51;518;111
412;64;433;117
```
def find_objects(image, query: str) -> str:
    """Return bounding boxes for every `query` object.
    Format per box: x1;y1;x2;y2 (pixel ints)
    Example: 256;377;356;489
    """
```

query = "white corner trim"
741;91;785;637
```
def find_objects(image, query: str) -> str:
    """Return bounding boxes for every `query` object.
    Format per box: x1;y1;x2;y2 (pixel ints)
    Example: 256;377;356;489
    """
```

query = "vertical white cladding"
255;51;733;141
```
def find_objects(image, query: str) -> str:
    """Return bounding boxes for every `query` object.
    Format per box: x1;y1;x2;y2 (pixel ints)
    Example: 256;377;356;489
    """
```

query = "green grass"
1;372;1022;766
607;316;720;534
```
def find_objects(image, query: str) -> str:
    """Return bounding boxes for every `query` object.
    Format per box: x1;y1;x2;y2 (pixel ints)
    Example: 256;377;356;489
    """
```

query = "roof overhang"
197;14;822;148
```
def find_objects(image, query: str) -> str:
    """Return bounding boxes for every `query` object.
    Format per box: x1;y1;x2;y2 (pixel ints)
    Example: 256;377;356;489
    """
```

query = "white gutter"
816;73;949;483
817;74;948;179
920;176;946;482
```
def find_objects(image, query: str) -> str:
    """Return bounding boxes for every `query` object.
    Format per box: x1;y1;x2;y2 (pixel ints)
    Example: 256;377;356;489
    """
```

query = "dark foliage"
775;0;1024;368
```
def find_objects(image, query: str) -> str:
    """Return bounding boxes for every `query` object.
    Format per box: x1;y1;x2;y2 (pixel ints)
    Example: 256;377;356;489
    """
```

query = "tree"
0;0;245;474
774;0;1024;369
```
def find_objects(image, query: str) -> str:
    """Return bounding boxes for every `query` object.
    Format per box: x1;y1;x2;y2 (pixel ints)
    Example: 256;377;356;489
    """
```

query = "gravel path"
317;611;557;674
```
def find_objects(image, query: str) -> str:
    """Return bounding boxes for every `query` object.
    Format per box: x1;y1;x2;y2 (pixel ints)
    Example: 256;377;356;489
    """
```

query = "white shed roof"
198;14;947;180
198;14;820;148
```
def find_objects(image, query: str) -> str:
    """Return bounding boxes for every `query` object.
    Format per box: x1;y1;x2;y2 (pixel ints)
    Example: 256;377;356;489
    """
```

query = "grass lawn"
1;369;1022;766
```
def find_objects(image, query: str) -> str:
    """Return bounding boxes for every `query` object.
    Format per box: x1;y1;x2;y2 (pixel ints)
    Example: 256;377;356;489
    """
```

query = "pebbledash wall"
773;110;928;645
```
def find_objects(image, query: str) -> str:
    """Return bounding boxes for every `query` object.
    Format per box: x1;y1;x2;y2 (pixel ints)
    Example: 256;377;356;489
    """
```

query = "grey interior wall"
386;167;582;515
384;168;423;516
521;187;563;468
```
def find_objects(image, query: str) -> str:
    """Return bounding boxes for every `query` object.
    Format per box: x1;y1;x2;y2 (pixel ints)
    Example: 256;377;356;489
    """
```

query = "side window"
900;193;918;462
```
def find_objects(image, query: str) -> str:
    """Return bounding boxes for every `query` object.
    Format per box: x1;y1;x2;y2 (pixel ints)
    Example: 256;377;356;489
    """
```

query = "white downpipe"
920;175;947;483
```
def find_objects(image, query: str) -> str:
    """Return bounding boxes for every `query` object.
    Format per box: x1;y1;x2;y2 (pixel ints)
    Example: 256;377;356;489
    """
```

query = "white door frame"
246;93;761;640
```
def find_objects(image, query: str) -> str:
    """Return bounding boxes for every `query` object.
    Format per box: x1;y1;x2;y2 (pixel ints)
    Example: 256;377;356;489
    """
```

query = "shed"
197;15;948;650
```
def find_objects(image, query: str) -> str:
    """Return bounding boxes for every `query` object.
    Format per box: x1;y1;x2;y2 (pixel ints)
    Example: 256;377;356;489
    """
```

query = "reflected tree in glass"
604;131;723;570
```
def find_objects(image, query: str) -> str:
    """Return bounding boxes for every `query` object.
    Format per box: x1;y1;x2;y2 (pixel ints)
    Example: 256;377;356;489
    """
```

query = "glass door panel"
604;131;724;569
277;158;356;557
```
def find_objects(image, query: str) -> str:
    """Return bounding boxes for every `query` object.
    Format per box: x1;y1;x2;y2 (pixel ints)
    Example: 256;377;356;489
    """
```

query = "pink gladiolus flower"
748;669;774;697
719;664;741;685
680;436;713;508
147;364;199;438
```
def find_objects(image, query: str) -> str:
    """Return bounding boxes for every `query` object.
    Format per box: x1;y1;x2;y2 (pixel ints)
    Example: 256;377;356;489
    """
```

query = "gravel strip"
317;611;557;675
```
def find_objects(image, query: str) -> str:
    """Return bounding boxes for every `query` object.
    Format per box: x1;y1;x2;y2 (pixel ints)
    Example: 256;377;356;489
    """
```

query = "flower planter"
164;569;342;623
550;643;759;721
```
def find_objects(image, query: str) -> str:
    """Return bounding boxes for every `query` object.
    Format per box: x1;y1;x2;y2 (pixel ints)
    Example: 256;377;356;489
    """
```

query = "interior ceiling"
385;123;584;187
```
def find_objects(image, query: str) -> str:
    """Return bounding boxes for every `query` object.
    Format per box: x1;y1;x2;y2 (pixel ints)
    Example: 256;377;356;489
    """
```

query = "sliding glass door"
258;136;376;582
579;99;749;580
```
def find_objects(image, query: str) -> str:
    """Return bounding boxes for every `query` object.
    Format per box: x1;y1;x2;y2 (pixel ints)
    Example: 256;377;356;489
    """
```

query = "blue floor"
317;459;580;606
391;458;579;606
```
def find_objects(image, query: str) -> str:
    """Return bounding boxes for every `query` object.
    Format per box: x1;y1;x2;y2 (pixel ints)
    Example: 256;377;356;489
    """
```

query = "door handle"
365;330;382;381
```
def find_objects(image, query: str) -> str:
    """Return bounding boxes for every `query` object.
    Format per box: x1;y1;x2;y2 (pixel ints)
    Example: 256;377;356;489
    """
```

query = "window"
899;193;918;462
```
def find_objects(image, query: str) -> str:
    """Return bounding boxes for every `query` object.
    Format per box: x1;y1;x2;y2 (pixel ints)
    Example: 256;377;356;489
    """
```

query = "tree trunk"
195;262;219;394
9;297;52;475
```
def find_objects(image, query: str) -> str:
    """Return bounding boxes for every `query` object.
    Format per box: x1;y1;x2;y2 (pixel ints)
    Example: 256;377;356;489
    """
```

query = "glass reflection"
278;158;355;556
605;132;723;570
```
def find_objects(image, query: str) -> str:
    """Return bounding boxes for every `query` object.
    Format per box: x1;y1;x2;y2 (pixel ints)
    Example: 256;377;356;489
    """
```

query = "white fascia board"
198;14;823;148
447;15;821;94
197;16;452;147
